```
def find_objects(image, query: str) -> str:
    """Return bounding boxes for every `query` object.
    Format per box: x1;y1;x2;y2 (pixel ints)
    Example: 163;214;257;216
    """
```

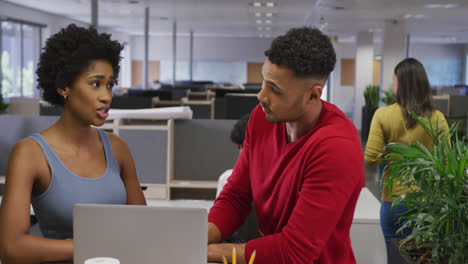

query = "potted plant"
361;84;379;142
384;112;468;263
381;89;395;106
0;93;8;114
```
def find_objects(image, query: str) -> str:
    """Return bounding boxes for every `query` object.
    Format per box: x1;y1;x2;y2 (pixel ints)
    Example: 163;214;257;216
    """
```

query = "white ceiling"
5;0;468;43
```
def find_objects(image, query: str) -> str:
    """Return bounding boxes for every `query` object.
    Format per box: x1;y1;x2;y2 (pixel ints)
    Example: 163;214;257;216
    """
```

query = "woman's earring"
64;95;67;101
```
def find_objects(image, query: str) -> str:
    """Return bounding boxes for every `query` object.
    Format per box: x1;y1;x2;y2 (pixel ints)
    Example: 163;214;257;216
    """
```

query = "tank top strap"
29;133;62;170
96;129;118;169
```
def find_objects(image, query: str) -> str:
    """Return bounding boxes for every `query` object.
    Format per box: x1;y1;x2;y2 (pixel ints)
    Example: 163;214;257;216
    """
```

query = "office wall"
331;41;465;121
409;43;465;86
331;42;356;117
0;1;132;88
410;43;464;59
0;1;87;44
131;35;271;62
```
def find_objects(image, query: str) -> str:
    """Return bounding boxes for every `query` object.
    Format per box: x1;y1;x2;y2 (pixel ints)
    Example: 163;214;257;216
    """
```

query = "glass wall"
0;19;43;98
420;58;463;86
160;60;247;85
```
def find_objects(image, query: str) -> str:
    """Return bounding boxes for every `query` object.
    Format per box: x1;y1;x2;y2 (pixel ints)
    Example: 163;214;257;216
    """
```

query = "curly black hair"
230;113;250;147
36;24;123;106
264;27;336;79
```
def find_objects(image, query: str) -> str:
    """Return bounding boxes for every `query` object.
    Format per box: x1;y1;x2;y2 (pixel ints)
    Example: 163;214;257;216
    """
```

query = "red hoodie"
209;101;365;263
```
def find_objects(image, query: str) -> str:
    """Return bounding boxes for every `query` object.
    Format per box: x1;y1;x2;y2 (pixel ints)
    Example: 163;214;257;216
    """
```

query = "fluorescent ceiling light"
265;34;271;38
252;2;262;7
255;12;262;17
257;26;263;30
424;4;441;8
256;19;263;24
265;26;271;31
265;2;277;7
424;3;459;8
259;34;264;38
404;14;425;19
265;12;273;17
265;19;272;24
444;4;460;8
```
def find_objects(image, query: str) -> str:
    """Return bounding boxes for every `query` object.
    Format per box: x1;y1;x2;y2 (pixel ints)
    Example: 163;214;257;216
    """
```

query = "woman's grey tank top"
30;129;127;239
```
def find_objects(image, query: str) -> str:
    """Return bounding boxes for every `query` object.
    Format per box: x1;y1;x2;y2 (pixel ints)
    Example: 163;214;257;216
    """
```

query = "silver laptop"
73;204;208;264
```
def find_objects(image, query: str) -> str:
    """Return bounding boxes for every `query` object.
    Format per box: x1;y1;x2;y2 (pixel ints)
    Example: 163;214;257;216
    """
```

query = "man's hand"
208;243;246;264
208;222;222;244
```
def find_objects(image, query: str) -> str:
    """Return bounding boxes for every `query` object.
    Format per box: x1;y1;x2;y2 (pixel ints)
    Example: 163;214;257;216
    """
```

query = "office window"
1;20;42;98
420;58;462;86
160;60;247;85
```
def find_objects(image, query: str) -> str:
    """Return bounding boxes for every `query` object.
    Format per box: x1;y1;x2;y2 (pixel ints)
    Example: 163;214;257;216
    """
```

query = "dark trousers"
380;201;412;263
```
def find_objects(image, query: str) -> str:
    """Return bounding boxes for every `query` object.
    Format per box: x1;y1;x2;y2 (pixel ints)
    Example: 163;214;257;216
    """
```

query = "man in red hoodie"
207;27;365;264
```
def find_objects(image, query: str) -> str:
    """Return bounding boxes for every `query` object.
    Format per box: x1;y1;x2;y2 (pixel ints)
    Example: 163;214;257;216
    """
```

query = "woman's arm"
0;139;73;264
107;133;146;205
364;109;385;166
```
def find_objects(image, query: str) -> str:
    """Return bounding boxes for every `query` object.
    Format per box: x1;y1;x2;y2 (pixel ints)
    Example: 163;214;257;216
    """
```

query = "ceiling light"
265;2;277;7
265;12;273;17
265;26;271;31
255;12;262;17
257;26;263;31
444;4;460;8
376;28;383;33
265;34;271;38
424;3;459;8
265;19;272;24
251;2;262;7
256;19;263;24
424;4;442;8
403;14;412;19
414;14;425;19
259;34;264;38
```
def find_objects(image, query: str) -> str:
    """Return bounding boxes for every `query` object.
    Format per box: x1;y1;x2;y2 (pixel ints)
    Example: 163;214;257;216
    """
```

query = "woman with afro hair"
0;24;146;263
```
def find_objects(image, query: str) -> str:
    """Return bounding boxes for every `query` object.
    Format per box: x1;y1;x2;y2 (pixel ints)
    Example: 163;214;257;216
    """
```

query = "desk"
0;196;215;217
0;188;384;264
350;187;386;264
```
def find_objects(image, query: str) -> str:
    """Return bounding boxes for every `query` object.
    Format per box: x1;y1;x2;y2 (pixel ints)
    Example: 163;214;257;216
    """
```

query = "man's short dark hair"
36;24;123;106
264;27;336;79
230;113;250;146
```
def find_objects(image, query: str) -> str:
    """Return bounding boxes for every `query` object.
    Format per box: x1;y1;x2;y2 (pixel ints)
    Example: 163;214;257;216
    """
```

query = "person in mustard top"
364;57;449;262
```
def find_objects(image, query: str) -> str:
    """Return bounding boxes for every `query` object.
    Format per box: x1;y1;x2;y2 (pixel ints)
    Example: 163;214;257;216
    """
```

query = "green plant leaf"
383;111;468;262
363;84;380;108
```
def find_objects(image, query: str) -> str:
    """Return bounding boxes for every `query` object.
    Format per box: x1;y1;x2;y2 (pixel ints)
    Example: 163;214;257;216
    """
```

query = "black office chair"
224;93;259;120
110;96;152;109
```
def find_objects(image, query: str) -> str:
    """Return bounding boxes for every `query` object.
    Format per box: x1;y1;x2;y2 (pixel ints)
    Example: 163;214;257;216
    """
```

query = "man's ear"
308;84;323;102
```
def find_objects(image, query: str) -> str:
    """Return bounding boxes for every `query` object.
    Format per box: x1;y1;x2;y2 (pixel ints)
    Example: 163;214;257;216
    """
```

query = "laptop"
73;204;208;264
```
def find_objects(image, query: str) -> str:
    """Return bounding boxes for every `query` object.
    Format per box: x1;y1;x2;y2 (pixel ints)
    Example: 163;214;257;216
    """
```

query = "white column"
143;7;149;90
380;20;407;92
353;31;374;129
189;30;194;81
172;21;177;84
